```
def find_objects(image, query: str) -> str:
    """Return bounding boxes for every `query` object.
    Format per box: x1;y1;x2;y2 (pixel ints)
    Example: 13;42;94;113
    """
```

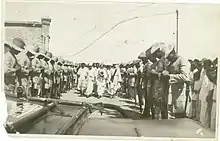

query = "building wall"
4;18;51;51
5;26;43;48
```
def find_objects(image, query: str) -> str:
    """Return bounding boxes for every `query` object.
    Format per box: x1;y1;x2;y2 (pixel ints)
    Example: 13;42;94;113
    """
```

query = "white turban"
161;43;175;58
150;42;167;54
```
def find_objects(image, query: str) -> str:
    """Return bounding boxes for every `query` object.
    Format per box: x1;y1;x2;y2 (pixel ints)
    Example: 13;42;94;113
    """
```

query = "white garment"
106;69;112;83
199;73;214;127
85;69;94;96
97;72;106;96
77;67;89;91
112;68;122;93
211;85;217;131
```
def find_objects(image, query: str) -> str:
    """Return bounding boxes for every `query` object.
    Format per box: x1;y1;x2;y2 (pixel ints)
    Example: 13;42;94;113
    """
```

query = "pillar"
41;17;51;52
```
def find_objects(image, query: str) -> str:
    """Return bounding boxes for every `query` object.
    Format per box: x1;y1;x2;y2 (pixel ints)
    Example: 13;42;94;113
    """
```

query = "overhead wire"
116;3;155;14
68;17;139;56
68;11;175;57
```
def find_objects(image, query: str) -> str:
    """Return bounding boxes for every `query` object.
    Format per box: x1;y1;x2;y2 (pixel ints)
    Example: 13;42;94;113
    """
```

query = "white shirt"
78;67;88;78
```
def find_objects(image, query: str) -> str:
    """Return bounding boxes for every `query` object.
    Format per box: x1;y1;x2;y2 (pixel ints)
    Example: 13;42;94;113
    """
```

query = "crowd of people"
4;38;77;99
4;38;218;131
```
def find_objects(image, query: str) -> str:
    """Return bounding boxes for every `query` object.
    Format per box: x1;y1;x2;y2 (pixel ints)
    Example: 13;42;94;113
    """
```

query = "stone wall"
4;18;51;51
5;25;43;48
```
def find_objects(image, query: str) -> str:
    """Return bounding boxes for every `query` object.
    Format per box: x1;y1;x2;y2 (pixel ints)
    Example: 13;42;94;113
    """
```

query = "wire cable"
68;12;175;57
69;17;139;56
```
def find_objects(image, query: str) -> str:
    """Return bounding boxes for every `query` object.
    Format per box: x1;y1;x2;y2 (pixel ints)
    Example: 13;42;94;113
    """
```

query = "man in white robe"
77;63;88;95
97;64;107;98
111;64;122;98
85;64;94;97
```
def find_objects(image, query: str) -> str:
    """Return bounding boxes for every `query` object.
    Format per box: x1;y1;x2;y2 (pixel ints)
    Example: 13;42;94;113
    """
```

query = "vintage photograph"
2;1;219;139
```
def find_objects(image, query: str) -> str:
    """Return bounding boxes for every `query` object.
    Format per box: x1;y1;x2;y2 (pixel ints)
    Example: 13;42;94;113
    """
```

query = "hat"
39;48;46;57
98;71;104;77
53;56;58;62
64;60;68;66
145;47;152;57
46;52;53;59
26;45;37;55
4;41;12;49
6;41;24;52
161;44;175;58
40;48;50;60
12;38;26;49
57;57;63;65
138;52;147;59
133;59;141;65
150;42;167;54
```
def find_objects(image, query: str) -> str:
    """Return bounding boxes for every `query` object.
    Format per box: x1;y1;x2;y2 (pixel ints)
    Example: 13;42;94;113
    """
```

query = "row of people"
113;41;217;130
4;38;217;131
4;38;77;99
188;58;217;131
76;63;122;98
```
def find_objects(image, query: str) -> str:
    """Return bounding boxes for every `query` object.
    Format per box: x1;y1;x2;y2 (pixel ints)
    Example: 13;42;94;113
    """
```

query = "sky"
5;1;220;63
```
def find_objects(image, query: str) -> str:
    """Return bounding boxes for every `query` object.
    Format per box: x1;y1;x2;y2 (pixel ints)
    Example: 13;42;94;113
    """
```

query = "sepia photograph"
2;0;219;139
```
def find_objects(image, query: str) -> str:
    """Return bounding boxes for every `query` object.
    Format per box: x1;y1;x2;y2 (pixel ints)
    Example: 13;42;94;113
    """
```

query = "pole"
176;10;179;54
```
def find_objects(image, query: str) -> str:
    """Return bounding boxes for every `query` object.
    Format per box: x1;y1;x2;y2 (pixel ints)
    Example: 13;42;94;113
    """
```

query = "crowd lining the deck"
4;38;218;132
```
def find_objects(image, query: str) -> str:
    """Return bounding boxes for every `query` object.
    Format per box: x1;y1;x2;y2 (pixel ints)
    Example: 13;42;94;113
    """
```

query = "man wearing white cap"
161;44;190;117
4;42;22;94
97;64;107;98
77;63;89;96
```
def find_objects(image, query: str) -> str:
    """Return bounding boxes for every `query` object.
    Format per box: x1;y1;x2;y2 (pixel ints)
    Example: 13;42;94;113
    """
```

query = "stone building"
4;17;51;51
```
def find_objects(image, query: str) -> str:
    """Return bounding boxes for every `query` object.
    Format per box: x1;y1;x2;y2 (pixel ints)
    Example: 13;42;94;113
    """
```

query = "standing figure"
134;60;144;113
97;66;107;98
85;64;94;97
111;64;122;98
73;65;78;87
210;58;217;131
53;56;60;98
188;59;201;118
127;63;136;100
63;61;69;92
25;45;36;98
161;44;190;118
140;49;152;118
106;65;112;95
39;49;50;98
147;42;167;119
30;46;42;97
199;59;214;128
77;63;88;96
14;38;32;98
46;52;55;98
4;42;22;95
59;58;65;93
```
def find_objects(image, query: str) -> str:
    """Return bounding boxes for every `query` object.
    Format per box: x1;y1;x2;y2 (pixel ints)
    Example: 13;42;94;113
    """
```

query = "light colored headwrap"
138;52;147;59
161;43;175;58
150;42;167;54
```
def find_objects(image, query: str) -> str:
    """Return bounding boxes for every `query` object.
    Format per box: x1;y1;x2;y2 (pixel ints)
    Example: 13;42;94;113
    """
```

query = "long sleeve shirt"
31;56;42;76
4;52;17;76
167;56;190;84
16;52;31;77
